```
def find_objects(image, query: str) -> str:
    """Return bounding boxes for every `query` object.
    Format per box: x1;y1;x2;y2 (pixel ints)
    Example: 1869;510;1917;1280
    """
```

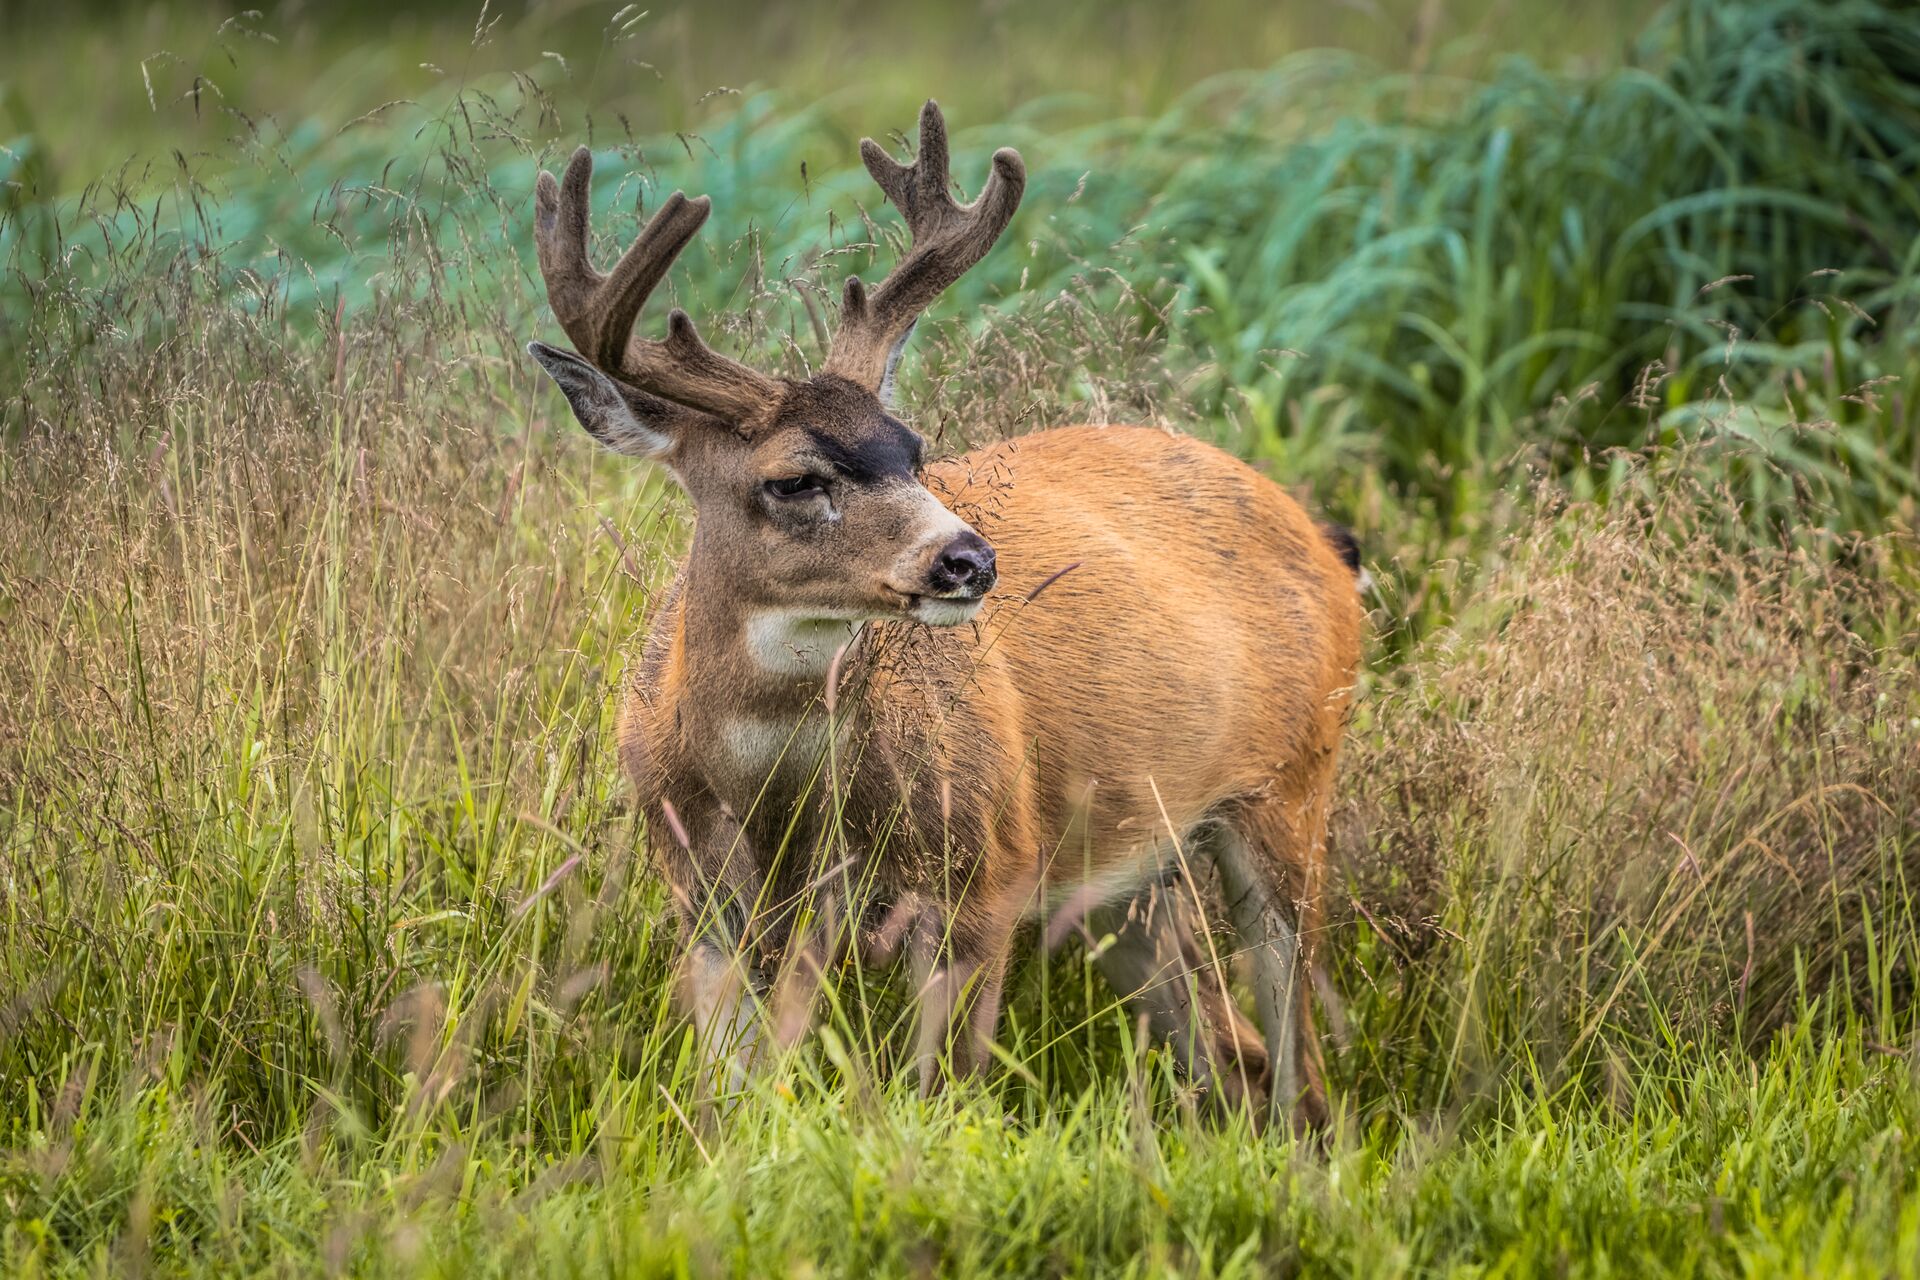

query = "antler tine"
825;100;1026;392
532;147;782;424
858;99;953;226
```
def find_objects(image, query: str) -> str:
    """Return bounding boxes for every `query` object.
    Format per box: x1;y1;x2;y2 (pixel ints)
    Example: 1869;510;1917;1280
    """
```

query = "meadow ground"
3;0;1919;1274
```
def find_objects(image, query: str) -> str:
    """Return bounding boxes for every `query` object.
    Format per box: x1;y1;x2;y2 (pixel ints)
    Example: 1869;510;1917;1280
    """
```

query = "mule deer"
527;102;1363;1128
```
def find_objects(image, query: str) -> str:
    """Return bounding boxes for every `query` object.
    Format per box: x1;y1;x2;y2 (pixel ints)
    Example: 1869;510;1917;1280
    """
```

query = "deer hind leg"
1203;802;1330;1133
1085;877;1270;1114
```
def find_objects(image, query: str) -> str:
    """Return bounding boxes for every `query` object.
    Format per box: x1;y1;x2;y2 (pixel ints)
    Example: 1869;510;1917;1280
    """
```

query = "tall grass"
3;0;1919;1272
1156;0;1920;463
3;310;1915;1268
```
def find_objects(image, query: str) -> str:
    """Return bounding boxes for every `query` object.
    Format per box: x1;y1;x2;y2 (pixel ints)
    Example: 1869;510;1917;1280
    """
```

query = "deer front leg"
683;938;767;1095
661;797;779;1098
909;922;1008;1096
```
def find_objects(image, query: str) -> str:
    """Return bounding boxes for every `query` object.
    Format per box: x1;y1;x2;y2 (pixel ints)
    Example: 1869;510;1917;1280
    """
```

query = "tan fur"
528;104;1362;1128
619;426;1361;1125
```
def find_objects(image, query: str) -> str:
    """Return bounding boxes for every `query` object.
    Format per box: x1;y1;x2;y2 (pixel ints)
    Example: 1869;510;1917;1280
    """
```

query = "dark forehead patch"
772;374;926;481
804;418;923;482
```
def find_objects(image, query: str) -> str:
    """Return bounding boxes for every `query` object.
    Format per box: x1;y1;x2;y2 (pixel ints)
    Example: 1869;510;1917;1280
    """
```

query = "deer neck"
673;558;872;794
681;574;866;691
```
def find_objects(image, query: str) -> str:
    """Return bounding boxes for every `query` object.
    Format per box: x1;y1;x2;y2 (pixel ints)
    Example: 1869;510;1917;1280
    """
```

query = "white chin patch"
744;611;864;677
911;597;983;627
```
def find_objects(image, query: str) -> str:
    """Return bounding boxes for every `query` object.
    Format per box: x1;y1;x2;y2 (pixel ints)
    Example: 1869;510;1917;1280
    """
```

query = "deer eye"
764;474;827;500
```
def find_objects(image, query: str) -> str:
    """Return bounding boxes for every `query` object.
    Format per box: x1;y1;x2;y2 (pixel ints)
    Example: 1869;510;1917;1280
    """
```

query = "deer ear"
529;341;691;459
877;319;918;408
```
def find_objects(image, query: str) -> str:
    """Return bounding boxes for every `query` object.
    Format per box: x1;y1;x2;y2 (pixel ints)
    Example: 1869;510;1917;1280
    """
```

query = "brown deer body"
528;104;1363;1127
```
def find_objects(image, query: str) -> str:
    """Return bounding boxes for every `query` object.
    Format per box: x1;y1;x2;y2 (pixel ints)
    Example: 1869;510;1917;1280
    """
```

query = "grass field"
3;0;1919;1274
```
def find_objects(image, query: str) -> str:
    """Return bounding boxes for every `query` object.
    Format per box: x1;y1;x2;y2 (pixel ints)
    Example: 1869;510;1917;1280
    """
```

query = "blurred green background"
4;0;1662;175
6;0;1914;576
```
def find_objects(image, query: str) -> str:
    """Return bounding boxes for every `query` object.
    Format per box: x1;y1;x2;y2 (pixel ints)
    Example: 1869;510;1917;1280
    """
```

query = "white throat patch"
743;610;865;678
716;712;831;781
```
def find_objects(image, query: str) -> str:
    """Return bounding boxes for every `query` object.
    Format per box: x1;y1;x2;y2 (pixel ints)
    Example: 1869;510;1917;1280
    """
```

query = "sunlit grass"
3;0;1919;1274
2;385;1914;1271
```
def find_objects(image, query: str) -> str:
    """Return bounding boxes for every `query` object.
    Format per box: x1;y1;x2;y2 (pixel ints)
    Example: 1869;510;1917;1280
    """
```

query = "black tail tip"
1319;522;1362;575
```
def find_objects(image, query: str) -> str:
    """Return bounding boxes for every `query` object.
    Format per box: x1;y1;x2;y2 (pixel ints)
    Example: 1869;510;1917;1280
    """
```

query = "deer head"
528;102;1025;655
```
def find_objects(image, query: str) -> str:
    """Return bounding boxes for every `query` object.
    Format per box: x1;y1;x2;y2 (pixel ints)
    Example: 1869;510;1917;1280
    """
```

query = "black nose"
928;532;997;596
